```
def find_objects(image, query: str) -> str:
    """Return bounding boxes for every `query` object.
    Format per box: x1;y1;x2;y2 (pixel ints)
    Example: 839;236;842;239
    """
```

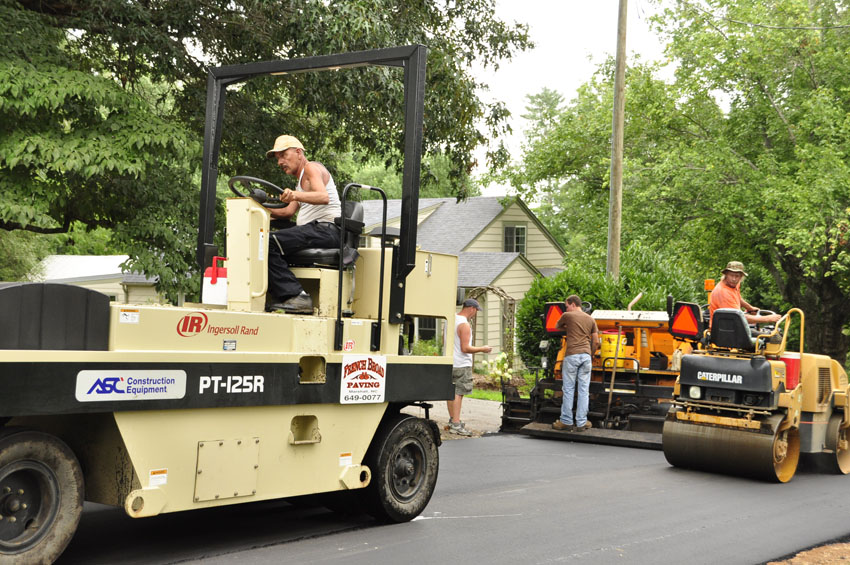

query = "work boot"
268;292;313;314
448;421;472;437
552;420;574;431
574;421;593;432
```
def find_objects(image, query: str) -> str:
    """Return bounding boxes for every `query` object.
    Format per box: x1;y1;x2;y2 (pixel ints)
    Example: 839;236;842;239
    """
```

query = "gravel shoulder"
401;396;502;440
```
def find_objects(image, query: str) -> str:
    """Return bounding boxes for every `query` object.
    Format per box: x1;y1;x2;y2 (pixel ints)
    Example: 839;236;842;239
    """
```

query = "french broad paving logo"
340;355;386;404
76;370;187;402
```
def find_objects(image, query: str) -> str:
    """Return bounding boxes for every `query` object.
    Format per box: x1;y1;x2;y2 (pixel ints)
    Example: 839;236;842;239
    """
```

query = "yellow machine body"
2;197;458;515
662;307;850;482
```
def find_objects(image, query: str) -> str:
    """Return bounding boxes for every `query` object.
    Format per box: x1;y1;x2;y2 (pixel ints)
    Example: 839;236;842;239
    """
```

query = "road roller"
663;303;850;482
0;46;457;564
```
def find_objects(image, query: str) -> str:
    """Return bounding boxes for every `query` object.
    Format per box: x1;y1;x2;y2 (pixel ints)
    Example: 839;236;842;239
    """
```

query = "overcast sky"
474;0;668;194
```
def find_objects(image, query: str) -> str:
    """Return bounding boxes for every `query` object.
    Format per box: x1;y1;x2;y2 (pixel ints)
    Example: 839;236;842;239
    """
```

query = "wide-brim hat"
722;261;748;276
266;135;304;157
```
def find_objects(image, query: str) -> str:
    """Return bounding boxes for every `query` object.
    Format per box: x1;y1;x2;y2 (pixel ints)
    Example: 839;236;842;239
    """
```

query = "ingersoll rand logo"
176;312;208;337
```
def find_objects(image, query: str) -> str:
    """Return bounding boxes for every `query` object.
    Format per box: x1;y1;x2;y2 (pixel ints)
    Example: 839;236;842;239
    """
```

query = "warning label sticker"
119;309;140;324
149;468;168;486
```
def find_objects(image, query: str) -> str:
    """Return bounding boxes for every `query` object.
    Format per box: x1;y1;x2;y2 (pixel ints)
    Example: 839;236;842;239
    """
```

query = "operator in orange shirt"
709;261;781;327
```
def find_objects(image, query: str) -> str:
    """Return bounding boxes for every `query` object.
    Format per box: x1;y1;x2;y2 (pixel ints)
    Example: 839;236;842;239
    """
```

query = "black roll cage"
196;45;427;325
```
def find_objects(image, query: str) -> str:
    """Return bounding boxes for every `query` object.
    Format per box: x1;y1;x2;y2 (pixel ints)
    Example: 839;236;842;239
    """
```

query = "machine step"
518;421;662;450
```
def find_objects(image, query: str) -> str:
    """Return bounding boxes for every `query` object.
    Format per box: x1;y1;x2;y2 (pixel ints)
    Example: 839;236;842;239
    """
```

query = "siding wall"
126;285;161;304
53;278;160;304
465;202;563;267
55;277;122;302
470;259;538;363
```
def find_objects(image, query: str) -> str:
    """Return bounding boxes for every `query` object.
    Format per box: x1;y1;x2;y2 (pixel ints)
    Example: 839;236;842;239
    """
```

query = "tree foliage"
339;153;481;200
508;0;850;362
516;242;703;368
1;0;530;296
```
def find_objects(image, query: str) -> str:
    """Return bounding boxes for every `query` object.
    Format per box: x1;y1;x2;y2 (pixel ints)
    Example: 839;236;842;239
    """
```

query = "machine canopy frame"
196;45;427;325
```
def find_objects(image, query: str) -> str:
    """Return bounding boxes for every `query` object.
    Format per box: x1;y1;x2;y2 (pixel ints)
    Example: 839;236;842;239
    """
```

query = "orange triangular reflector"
671;306;699;336
545;304;564;332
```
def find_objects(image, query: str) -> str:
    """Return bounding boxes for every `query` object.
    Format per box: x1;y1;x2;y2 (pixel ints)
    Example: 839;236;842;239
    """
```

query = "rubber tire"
0;429;84;564
361;415;439;523
826;415;850;474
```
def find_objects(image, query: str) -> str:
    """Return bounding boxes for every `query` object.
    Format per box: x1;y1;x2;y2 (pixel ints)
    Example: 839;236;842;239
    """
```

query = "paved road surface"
58;434;850;564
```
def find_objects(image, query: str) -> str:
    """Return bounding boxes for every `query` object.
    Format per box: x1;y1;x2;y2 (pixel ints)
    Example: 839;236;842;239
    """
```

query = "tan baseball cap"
266;135;304;157
722;261;748;276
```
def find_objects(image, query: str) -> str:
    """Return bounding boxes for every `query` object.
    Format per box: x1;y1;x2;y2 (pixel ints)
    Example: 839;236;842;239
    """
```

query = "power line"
681;0;850;31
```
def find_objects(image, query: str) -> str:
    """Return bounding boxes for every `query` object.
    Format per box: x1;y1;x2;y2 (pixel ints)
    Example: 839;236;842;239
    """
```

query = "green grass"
467;389;502;401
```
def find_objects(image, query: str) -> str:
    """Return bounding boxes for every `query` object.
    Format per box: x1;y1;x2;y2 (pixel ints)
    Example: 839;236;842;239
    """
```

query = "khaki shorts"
452;366;474;396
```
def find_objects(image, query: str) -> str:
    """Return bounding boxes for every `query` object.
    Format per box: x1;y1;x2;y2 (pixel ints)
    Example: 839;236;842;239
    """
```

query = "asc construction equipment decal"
340;354;386;404
76;370;187;401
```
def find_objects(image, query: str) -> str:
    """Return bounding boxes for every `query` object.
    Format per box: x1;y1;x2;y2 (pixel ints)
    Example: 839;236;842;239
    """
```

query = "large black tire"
825;414;850;474
361;415;439;523
0;429;84;564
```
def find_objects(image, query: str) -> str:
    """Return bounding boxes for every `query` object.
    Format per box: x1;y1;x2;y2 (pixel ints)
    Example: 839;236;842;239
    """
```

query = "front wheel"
0;429;84;564
361;415;439;523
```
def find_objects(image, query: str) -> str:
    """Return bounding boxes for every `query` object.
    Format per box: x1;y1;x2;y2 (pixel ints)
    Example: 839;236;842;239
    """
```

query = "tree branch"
754;78;797;145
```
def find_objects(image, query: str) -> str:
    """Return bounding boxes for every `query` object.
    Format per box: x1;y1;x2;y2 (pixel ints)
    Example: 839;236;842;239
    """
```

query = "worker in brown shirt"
553;294;599;432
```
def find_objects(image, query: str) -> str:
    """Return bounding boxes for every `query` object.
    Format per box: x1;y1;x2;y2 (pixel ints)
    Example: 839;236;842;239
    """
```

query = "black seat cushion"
288;201;364;268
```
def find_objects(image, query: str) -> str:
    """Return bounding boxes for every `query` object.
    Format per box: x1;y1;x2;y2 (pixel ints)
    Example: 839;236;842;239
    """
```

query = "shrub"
480;352;513;386
411;338;441;356
516;242;703;367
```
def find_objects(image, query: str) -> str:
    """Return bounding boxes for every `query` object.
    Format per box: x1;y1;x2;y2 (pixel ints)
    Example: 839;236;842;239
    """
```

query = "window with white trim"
503;224;526;254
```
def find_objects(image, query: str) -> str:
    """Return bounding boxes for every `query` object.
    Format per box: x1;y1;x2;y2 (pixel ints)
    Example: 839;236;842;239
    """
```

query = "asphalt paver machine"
503;301;690;448
0;45;458;563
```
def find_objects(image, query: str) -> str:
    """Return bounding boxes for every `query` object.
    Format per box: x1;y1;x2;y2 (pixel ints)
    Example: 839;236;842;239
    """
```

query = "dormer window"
504;225;526;254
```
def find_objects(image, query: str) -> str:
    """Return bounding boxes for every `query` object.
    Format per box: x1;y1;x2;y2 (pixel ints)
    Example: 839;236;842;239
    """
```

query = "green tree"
339;153;480;200
509;0;850;362
0;230;49;281
648;0;850;362
1;0;531;297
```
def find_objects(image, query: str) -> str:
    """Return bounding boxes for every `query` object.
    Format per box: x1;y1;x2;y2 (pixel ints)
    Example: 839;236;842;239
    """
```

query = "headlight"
688;386;702;399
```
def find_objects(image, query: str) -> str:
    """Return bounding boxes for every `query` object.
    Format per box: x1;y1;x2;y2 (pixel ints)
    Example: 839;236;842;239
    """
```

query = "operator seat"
287;200;365;268
710;308;756;351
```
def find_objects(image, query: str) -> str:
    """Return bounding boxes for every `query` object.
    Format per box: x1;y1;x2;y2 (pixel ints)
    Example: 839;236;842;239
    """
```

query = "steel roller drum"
662;413;800;483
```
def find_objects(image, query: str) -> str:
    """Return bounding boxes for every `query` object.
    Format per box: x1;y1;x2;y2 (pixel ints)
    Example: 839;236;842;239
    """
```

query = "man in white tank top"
265;135;342;314
448;298;492;436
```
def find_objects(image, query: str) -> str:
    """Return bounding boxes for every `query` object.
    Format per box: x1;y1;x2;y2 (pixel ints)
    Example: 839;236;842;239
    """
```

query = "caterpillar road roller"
0;46;458;563
662;302;850;482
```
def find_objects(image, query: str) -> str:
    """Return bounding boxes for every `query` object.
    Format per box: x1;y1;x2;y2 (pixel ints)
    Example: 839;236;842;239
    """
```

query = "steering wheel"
228;176;289;209
753;309;781;340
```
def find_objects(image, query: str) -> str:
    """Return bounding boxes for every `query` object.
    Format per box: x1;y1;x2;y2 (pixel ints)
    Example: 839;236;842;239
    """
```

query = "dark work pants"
267;220;340;300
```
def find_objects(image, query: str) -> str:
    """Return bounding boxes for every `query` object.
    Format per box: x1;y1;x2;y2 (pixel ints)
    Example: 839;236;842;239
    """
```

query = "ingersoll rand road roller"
663;302;850;482
0;46;458;563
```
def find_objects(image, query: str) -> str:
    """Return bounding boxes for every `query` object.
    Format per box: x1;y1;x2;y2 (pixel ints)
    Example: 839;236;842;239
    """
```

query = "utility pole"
607;0;628;279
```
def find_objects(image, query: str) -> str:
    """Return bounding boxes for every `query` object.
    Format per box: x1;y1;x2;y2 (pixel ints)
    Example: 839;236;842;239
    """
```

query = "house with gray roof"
360;196;565;359
35;255;162;304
